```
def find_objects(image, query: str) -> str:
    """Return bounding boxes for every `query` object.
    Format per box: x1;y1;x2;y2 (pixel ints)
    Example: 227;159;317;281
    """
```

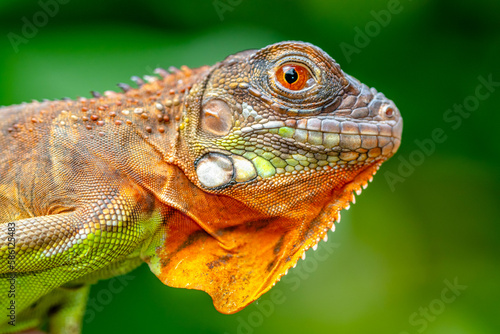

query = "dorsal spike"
117;83;132;92
143;75;158;83
90;91;102;98
180;65;192;75
154;68;169;78
130;76;145;87
168;66;181;74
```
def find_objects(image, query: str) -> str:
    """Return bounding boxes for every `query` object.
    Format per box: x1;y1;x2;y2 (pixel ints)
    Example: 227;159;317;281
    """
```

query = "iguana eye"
275;63;314;91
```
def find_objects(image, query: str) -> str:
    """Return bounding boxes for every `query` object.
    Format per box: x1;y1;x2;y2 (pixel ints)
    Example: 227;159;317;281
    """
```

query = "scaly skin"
0;41;402;333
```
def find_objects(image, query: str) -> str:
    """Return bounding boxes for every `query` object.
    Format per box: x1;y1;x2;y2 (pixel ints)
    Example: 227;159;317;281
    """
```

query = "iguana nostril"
385;106;394;118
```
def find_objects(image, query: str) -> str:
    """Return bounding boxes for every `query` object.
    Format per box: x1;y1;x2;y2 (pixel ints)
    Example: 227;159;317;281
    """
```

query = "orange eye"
275;64;312;91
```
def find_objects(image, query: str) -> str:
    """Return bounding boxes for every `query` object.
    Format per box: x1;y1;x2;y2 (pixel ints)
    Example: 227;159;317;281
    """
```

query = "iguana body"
0;41;402;333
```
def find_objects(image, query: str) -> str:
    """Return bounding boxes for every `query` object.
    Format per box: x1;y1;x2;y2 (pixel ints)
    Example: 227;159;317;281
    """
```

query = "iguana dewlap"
0;41;402;333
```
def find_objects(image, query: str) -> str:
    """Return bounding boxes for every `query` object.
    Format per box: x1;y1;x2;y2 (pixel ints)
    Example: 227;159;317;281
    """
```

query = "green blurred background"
0;0;499;333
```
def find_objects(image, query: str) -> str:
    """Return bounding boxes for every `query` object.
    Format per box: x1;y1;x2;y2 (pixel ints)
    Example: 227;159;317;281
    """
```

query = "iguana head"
144;41;402;313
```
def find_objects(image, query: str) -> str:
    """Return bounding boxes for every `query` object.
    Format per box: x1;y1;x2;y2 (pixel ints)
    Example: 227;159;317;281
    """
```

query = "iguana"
0;41;402;333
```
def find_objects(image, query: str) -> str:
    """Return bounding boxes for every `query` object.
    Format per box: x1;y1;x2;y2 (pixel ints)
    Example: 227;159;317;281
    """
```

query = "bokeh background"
0;0;499;333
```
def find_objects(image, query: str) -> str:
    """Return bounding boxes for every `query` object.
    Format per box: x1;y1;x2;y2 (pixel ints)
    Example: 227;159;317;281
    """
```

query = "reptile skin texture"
0;41;402;333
